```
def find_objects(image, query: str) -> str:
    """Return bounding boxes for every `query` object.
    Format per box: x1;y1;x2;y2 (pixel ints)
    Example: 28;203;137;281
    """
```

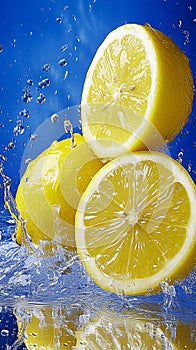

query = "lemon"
75;151;196;295
76;309;195;349
81;23;194;159
16;134;103;248
17;305;81;349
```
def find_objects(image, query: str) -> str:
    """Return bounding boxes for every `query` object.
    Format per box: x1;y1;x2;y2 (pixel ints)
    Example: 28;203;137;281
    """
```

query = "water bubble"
27;79;34;86
178;20;182;28
188;5;192;11
56;17;63;23
63;70;68;80
42;63;50;72
58;58;67;67
0;108;2;114
187;162;192;172
19;109;29;118
60;44;68;52
0;122;4;128
1;329;9;337
64;5;69;10
25;157;32;165
30;133;38;141
12;38;16;47
50;113;59;123
72;15;77;21
8;141;15;150
38;78;50;88
13;120;25;135
76;36;80;42
193;19;196;23
0;154;7;162
0;44;3;53
36;93;46;104
22;87;33;103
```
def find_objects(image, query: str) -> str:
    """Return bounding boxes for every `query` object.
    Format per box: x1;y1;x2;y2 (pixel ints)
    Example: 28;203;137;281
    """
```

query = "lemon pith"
81;23;194;159
75;151;196;295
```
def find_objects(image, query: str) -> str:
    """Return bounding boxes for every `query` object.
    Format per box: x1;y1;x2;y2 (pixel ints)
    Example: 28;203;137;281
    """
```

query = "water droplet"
30;133;38;141
42;63;50;72
27;79;33;86
0;154;7;162
25;157;32;165
38;78;50;88
1;329;9;337
60;44;68;52
13;120;25;135
76;36;80;42
64;120;77;148
8;141;15;150
12;38;16;47
64;5;69;11
36;93;46;104
56;17;63;23
19;109;29;118
22;87;33;103
187;163;192;172
58;58;67;67
50;113;59;123
72;15;77;21
0;44;3;53
63;70;68;80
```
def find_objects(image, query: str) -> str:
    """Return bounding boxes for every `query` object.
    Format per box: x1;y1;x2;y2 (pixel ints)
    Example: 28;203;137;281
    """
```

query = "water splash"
0;162;35;254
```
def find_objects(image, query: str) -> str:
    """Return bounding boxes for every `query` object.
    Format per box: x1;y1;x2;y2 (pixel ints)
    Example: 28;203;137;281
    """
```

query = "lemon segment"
75;152;196;295
15;134;103;248
81;23;194;159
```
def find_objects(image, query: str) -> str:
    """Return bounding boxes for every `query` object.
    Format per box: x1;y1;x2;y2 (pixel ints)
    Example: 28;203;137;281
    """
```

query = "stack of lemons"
15;24;195;297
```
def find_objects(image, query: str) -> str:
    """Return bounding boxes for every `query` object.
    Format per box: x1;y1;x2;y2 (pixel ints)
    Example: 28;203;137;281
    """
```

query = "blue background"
0;0;195;202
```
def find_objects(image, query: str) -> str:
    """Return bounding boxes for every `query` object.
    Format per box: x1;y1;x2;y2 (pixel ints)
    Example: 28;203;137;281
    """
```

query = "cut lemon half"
81;23;194;159
75;152;196;295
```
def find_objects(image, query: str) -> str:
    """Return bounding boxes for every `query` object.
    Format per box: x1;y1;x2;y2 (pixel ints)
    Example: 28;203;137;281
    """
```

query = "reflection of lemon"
81;23;194;159
16;134;103;248
76;309;195;349
75;151;196;295
17;305;81;349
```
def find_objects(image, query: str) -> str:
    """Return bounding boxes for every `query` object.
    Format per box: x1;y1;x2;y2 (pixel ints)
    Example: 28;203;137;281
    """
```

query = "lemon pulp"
75;151;196;295
81;23;194;159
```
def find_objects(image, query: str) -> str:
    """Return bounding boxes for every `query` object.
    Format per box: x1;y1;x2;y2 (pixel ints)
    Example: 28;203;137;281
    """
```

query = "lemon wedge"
75;151;196;295
81;23;194;159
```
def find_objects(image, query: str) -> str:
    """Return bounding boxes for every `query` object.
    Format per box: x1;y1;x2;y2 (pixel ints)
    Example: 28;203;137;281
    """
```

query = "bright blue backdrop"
0;0;195;202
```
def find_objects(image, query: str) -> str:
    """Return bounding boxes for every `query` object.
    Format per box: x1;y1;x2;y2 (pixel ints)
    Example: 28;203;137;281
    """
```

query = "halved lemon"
81;23;194;159
75;151;196;295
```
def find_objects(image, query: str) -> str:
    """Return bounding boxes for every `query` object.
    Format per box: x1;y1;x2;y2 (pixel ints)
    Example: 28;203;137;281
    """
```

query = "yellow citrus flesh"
81;23;194;159
17;306;81;349
15;134;103;248
76;309;195;349
75;151;196;295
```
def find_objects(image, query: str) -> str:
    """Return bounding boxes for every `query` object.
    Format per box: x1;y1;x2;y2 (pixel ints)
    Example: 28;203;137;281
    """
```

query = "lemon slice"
75;152;196;295
81;23;194;159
